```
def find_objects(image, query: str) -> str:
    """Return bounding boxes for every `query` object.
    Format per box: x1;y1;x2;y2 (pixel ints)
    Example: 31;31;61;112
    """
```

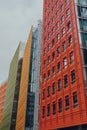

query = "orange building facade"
39;0;87;130
0;82;7;126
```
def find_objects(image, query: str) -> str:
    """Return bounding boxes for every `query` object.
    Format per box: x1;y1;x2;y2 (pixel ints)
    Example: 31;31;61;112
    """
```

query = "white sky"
0;0;43;85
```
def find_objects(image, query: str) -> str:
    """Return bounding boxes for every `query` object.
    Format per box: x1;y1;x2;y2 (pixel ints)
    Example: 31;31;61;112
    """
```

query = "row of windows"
46;20;71;42
43;51;74;70
42;91;78;118
45;0;69;13
43;70;76;99
44;35;72;56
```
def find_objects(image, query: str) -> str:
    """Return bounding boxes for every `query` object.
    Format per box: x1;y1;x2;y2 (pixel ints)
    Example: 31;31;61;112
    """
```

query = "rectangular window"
58;98;62;112
64;75;68;88
58;79;62;91
71;70;76;84
65;95;70;110
47;86;50;97
57;62;61;72
52;83;56;94
52;102;56;115
47;104;50;116
73;92;78;108
43;89;46;100
63;57;67;68
70;51;74;64
42;106;45;118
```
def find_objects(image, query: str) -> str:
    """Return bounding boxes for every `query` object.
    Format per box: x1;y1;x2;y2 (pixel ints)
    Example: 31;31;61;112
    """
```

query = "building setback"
39;0;87;130
16;21;42;130
0;82;7;126
0;43;24;130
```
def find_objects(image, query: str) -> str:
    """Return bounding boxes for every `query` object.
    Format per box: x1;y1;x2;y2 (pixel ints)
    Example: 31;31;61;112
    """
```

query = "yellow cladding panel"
15;27;33;130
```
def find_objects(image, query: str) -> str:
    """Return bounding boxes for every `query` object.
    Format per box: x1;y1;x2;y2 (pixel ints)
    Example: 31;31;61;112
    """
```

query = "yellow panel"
15;27;33;130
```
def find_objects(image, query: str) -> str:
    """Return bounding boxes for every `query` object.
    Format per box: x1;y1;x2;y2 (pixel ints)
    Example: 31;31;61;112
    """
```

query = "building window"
43;89;46;99
48;70;50;79
57;62;61;72
44;74;46;81
61;15;64;23
58;98;62;112
52;39;55;47
56;22;59;29
48;56;50;64
65;95;70;110
42;106;45;118
47;86;50;97
67;21;71;30
58;79;62;91
63;57;67;68
71;70;76;84
52;7;54;13
64;75;68;88
60;4;64;12
66;9;70;16
68;35;72;45
73;92;78;108
62;41;66;51
47;104;50;116
57;47;60;57
57;33;60;41
52;28;55;35
62;28;65;36
52;52;55;61
52;83;56;94
44;48;46;55
52;102;56;115
44;60;46;68
48;44;50;52
56;12;58;18
52;66;55;76
70;51;74;64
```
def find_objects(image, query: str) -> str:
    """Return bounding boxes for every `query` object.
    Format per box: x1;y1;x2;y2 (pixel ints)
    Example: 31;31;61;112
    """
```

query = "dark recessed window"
52;83;56;94
57;62;61;72
58;98;62;112
73;92;78;108
64;75;68;88
52;39;55;47
52;66;55;76
47;104;50;116
52;102;56;115
42;106;45;118
47;86;50;97
58;79;62;91
44;74;46;81
43;89;46;99
65;95;70;110
48;70;50;79
52;52;55;61
62;28;65;36
71;70;76;84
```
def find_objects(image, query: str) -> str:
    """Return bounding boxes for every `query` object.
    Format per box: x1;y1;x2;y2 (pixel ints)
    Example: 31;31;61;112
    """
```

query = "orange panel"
15;27;33;130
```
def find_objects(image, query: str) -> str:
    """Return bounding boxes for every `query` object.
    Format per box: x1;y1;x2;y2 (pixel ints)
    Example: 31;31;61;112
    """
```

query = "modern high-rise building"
0;82;7;126
39;0;87;130
15;21;42;130
0;43;24;130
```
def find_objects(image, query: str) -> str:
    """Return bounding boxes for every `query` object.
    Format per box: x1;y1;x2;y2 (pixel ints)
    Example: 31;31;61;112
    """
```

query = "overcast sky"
0;0;43;85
